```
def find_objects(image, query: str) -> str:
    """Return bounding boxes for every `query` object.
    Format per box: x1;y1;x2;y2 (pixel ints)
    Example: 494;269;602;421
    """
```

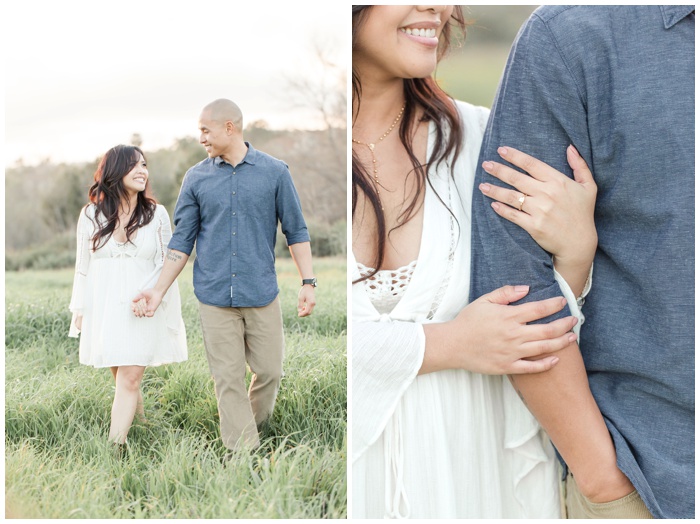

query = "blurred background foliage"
439;5;538;107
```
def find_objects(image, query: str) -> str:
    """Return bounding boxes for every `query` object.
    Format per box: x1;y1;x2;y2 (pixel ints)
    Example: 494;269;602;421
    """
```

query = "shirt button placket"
231;167;238;305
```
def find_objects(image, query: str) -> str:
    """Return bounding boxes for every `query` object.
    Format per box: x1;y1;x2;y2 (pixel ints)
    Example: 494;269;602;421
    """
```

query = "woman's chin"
399;60;438;80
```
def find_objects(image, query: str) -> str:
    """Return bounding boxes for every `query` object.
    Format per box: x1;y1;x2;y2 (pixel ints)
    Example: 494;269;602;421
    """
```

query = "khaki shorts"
562;470;653;519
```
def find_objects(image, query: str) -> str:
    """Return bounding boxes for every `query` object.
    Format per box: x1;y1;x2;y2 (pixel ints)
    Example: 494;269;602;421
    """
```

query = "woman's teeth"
400;27;437;38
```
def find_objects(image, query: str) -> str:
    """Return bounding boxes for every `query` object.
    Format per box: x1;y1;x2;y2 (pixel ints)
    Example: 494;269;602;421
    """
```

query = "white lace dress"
351;101;585;519
357;261;417;315
68;204;187;368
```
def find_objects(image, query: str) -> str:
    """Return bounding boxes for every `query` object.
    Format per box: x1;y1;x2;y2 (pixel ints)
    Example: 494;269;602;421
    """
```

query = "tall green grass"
5;258;347;519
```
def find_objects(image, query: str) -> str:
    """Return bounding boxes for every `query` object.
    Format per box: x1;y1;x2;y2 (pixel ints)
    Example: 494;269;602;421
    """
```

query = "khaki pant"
198;298;284;450
563;470;653;519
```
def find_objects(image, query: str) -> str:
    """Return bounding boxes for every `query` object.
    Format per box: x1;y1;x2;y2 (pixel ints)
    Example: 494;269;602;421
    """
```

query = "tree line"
6;122;346;271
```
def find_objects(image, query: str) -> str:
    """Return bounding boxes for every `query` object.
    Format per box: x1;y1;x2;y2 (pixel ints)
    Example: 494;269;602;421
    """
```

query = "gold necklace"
352;103;406;210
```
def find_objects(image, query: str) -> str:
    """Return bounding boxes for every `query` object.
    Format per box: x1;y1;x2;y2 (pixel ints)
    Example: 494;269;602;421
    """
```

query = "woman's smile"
398;21;440;46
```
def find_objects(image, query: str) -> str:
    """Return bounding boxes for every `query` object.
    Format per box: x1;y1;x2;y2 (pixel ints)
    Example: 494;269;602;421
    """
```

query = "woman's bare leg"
108;365;146;444
111;366;145;423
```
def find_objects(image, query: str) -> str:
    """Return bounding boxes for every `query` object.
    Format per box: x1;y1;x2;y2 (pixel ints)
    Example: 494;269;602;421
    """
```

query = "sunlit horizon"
4;1;348;168
5;107;338;168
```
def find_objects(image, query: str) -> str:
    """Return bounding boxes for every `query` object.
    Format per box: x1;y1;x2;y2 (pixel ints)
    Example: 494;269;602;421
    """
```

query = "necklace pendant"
368;143;375;151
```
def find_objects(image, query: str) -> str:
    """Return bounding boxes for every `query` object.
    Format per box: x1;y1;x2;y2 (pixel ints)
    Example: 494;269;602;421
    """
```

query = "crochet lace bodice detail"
357;260;418;314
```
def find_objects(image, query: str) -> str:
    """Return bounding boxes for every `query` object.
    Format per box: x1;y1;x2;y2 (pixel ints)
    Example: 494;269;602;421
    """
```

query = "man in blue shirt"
471;6;694;519
135;98;317;452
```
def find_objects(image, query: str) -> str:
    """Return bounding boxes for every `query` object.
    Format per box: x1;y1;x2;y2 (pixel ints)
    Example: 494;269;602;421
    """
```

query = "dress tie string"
110;242;137;304
384;403;410;518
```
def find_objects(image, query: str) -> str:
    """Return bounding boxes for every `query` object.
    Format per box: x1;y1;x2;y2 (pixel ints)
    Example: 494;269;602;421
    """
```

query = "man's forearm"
553;255;594;299
510;341;632;500
288;241;314;280
154;249;190;295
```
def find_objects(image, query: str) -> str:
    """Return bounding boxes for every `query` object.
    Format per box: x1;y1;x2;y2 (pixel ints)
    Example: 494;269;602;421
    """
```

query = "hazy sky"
4;1;348;166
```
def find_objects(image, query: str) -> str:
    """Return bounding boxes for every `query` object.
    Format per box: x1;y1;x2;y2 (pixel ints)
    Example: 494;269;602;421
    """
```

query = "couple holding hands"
69;99;317;458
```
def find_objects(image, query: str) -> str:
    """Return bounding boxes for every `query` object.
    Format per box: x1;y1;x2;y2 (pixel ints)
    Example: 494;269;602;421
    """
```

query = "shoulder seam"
528;9;587;112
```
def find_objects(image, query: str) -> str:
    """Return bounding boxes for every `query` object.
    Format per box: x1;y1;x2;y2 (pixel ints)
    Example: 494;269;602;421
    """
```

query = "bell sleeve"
351;318;425;462
68;206;91;337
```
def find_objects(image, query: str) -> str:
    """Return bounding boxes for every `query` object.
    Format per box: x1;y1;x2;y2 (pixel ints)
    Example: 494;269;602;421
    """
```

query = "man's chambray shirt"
470;6;694;519
169;142;309;308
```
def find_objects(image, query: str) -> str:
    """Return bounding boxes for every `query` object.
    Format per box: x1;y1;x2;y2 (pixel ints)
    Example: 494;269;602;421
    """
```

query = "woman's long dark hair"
352;5;467;280
87;144;157;251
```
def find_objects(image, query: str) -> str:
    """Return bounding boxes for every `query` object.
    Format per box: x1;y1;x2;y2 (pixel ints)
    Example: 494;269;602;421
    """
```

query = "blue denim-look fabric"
469;5;694;519
169;142;309;308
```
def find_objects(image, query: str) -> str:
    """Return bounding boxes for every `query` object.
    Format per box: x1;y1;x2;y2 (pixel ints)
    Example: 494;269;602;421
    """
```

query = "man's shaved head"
201;98;243;129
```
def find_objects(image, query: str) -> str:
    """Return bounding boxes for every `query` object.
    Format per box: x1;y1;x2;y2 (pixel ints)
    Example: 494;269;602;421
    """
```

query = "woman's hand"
132;298;148;317
479;145;597;296
75;315;83;331
421;285;578;375
132;290;163;317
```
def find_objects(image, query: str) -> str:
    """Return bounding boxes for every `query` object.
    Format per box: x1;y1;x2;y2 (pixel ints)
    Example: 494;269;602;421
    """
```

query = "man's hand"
297;285;316;317
132;288;164;317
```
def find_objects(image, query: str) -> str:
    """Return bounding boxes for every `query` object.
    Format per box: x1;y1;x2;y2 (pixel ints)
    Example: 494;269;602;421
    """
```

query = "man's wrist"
553;254;594;277
301;277;317;287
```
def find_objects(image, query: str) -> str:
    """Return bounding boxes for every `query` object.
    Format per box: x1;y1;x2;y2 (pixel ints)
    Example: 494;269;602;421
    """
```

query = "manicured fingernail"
491;202;500;211
551;357;560;365
568;333;577;342
572;317;579;326
482;161;494;171
498;147;508;156
514;285;529;293
479;183;490;193
561;297;567;306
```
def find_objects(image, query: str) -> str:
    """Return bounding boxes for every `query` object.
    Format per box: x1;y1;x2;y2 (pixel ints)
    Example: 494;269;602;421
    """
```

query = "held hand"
75;315;83;331
428;285;578;375
131;288;164;317
479;145;598;267
297;285;316;317
132;298;148;317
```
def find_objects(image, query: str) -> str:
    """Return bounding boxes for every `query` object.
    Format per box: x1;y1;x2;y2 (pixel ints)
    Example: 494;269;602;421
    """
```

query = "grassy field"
5;257;347;519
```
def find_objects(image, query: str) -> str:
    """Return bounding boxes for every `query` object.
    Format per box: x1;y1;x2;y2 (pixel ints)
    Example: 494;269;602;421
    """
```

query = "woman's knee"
116;366;145;392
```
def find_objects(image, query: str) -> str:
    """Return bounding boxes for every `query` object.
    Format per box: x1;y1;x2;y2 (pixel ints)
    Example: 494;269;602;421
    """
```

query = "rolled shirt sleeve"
276;165;310;246
469;11;591;323
168;169;201;256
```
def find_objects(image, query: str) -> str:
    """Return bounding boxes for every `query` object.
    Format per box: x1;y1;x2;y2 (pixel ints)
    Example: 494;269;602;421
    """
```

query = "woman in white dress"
351;6;611;518
69;144;187;446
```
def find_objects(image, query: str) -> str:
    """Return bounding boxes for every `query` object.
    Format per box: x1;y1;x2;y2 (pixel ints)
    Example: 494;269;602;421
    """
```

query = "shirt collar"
214;141;257;167
660;5;694;29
